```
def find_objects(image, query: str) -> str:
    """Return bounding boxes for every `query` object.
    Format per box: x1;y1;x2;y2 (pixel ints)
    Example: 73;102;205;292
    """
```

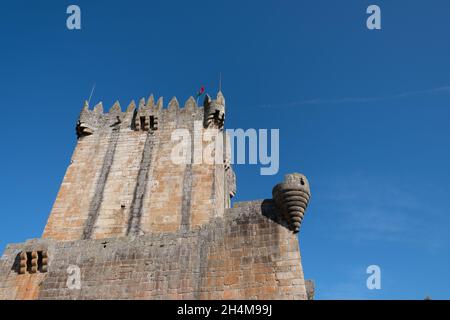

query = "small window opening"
150;116;156;130
140;116;146;130
26;252;32;273
17;251;48;274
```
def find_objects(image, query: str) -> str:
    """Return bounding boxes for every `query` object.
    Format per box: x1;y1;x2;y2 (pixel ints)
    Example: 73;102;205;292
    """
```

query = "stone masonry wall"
43;97;230;241
0;201;307;300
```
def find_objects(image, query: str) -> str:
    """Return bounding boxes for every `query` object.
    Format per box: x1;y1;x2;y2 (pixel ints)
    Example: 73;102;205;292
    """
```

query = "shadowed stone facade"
0;92;313;300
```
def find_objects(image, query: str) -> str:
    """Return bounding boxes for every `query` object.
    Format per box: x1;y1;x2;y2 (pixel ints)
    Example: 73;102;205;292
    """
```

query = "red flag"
196;86;205;98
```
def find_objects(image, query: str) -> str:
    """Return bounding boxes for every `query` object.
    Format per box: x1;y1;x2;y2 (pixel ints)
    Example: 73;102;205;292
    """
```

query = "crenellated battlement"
76;100;124;137
134;94;163;131
76;92;226;138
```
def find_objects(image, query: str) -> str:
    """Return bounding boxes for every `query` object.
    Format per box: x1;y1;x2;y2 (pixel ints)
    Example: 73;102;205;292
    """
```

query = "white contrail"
259;86;450;108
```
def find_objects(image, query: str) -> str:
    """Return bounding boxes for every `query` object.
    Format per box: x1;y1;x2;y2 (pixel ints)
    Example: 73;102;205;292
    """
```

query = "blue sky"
1;0;450;299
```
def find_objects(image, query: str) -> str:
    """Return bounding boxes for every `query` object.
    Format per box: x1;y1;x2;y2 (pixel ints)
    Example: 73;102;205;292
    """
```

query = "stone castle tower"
0;92;313;300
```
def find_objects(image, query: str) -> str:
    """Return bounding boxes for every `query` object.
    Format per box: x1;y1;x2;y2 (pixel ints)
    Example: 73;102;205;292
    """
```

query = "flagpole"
88;83;96;105
195;86;205;106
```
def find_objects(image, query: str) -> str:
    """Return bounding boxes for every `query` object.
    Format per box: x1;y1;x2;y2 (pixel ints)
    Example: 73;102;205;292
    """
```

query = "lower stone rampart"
0;200;307;300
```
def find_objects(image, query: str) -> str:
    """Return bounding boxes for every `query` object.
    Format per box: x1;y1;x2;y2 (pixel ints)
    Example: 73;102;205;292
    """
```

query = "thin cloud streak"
259;86;450;108
312;175;449;250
